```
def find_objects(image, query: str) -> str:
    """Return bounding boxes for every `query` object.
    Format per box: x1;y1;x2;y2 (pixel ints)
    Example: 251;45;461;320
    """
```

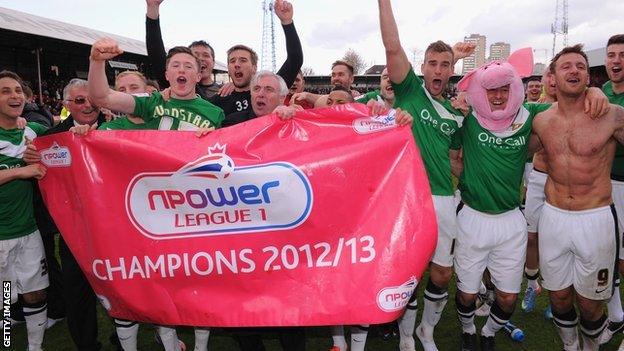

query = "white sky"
0;0;621;75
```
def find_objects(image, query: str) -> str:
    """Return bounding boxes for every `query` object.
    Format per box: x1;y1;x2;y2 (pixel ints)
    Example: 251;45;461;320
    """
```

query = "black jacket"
23;102;54;128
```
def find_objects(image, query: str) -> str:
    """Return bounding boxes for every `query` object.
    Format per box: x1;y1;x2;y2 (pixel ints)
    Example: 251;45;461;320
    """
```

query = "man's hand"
274;0;294;25
218;83;235;97
450;92;470;116
452;42;476;62
274;105;303;120
146;0;163;19
100;108;116;122
19;164;47;180
367;99;390;117
16;117;27;129
195;127;215;138
22;138;41;164
70;123;97;136
394;108;413;127
291;92;311;104
585;87;610;119
90;38;124;62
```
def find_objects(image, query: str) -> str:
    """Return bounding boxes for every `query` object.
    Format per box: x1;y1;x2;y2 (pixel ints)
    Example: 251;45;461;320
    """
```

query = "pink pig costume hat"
457;48;534;132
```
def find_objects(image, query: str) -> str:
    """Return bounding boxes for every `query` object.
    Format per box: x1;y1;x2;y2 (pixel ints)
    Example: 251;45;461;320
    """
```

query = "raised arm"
275;0;303;87
378;0;410;84
88;38;136;114
145;0;168;88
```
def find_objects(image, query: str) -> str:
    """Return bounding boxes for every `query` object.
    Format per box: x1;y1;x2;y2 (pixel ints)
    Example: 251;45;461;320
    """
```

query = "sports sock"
608;278;624;323
114;319;139;351
455;294;476;335
194;327;210;351
158;325;182;351
580;313;608;351
552;307;580;351
331;325;347;350
350;325;369;351
398;292;418;340
22;300;47;351
481;300;512;337
524;268;540;290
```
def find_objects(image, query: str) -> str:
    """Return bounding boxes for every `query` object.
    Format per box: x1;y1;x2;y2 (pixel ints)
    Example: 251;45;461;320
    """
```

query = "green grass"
7;274;624;350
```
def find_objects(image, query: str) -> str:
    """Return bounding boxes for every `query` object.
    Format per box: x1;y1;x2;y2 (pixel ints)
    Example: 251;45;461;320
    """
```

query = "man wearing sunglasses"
32;78;107;351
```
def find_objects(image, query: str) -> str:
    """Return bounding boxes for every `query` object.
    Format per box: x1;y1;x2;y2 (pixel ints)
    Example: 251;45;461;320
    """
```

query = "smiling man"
532;44;624;351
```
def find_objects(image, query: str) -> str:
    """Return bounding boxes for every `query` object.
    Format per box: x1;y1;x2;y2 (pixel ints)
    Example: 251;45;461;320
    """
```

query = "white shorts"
525;169;548;233
0;230;49;303
612;179;624;260
430;195;458;268
539;203;618;301
523;162;533;188
455;204;527;294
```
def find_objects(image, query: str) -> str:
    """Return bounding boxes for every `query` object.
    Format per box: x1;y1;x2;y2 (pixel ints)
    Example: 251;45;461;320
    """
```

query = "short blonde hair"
114;71;147;90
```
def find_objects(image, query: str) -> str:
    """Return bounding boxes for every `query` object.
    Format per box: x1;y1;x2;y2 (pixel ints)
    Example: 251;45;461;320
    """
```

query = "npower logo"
126;143;313;240
376;277;417;312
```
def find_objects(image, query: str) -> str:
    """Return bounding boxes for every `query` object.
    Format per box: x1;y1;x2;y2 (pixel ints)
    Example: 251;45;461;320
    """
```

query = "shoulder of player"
611;104;624;126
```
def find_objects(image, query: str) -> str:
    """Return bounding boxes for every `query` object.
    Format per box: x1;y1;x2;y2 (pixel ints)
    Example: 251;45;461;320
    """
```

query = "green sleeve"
525;102;551;115
391;68;423;101
27;122;47;136
356;90;381;104
133;93;161;122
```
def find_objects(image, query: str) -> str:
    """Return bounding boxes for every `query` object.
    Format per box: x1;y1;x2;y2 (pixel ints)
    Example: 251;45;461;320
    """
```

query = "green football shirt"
0;122;47;240
133;92;224;130
356;90;382;104
393;69;465;196
457;103;550;213
603;81;624;177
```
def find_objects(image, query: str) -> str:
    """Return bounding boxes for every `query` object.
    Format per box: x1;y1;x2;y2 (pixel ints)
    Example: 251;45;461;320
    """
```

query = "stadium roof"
0;6;228;72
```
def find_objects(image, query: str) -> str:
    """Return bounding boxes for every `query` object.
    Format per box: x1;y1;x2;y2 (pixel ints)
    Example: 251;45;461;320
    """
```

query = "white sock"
580;314;608;351
422;280;448;329
194;327;210;351
158;325;181;351
525;267;540;290
608;278;624;323
350;325;369;351
456;295;476;335
23;301;47;351
481;301;511;337
398;295;418;340
553;308;580;351
114;319;139;351
331;325;348;350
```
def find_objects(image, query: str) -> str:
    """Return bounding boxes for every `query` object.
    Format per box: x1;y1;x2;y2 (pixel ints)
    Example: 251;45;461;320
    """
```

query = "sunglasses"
67;96;88;105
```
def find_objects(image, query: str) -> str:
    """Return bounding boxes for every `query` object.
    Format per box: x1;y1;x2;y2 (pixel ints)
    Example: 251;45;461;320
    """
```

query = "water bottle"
502;321;525;342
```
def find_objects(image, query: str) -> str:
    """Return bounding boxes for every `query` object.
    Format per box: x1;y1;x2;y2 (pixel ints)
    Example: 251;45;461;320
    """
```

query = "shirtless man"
531;44;624;351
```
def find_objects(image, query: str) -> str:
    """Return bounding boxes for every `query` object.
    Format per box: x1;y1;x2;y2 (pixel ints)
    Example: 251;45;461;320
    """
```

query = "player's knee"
457;291;477;307
19;289;46;305
576;298;603;320
429;264;452;287
494;292;517;311
549;290;573;311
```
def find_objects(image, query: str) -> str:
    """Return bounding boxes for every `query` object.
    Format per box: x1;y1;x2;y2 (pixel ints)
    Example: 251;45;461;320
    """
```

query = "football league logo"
126;143;313;240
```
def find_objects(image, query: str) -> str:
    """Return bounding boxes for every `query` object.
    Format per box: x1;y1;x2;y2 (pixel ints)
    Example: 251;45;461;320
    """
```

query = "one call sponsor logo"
40;142;72;167
126;144;313;240
352;109;397;135
376;277;417;312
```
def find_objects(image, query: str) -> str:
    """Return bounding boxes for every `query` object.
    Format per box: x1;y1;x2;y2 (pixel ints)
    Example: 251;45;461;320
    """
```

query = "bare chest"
542;117;613;158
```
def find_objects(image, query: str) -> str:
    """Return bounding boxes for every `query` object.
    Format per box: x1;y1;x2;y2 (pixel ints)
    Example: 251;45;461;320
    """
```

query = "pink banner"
35;104;437;327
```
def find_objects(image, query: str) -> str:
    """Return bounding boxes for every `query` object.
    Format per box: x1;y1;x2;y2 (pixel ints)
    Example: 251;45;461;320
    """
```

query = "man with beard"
376;2;473;351
145;0;221;99
290;61;360;107
532;44;624;351
599;34;624;348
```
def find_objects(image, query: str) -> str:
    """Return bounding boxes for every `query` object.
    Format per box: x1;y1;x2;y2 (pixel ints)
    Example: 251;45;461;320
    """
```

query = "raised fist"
274;0;293;25
90;38;124;61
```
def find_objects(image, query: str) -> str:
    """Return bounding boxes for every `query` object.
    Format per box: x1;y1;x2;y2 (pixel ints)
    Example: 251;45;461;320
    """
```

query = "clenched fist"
90;38;124;61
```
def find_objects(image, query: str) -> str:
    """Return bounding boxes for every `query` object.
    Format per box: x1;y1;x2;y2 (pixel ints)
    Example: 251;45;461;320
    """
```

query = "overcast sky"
0;0;620;74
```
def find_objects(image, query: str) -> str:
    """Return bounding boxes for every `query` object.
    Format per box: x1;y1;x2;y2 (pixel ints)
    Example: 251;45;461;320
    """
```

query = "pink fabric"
458;48;534;132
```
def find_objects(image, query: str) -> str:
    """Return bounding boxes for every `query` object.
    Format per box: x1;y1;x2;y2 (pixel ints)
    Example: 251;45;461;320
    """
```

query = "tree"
342;48;366;75
301;66;315;76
